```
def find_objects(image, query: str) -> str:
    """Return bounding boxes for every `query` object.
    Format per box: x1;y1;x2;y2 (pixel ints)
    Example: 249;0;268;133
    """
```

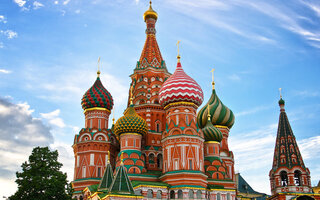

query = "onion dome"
143;1;158;21
159;57;204;108
202;106;223;142
197;79;235;129
81;72;113;111
279;98;285;105
114;104;148;136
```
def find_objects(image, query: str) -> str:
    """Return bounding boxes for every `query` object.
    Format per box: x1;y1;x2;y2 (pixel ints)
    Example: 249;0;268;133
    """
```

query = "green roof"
109;163;135;195
87;184;99;193
98;163;113;191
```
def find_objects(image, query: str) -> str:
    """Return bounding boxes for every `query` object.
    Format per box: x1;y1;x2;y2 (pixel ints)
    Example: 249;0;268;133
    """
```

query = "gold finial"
97;57;101;77
207;104;211;120
211;68;215;89
107;151;110;164
279;88;282;98
176;40;181;62
112;107;115;125
130;85;134;105
149;0;152;7
120;152;124;165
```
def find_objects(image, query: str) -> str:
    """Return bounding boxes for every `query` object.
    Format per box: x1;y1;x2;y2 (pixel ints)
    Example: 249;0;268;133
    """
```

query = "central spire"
136;2;167;70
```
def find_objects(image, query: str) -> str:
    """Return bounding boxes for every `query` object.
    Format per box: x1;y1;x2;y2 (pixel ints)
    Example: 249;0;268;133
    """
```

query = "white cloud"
75;9;80;14
235;105;271;117
299;135;320;160
40;109;66;128
63;0;71;5
33;1;44;9
13;0;26;7
0;15;7;23
54;1;59;5
0;98;54;197
1;30;18;39
228;74;241;81
294;90;319;97
0;69;11;74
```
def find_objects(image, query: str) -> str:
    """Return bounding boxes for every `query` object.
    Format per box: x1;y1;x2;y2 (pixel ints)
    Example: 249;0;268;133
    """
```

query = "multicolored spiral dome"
197;89;235;129
81;77;114;111
114;104;148;136
278;98;285;105
159;61;204;107
202;117;223;142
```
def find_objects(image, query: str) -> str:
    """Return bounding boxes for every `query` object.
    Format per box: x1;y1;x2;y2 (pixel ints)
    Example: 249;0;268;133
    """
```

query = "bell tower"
268;90;317;200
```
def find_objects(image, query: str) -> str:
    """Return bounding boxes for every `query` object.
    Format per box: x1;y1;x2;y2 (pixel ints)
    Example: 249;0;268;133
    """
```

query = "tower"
269;93;317;200
129;1;171;171
72;68;119;198
113;91;148;174
197;70;237;198
159;52;207;198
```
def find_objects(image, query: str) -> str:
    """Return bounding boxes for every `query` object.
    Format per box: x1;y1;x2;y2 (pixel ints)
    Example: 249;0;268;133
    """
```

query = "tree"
9;146;72;200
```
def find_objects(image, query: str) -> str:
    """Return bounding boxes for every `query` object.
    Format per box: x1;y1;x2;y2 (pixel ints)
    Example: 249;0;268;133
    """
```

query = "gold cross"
97;57;101;77
210;68;215;82
176;40;181;56
279;88;282;98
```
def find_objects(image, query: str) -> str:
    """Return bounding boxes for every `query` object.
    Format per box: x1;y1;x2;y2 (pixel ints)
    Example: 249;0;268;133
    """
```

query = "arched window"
147;189;153;198
197;190;202;199
227;193;231;200
294;170;302;186
156;190;162;199
157;154;163;169
149;153;155;163
156;122;160;132
217;193;221;200
280;171;288;186
188;190;194;199
170;190;175;199
178;190;183;199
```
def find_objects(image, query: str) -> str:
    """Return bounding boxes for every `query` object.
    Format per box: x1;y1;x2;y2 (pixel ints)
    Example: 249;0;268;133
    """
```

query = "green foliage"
9;146;72;200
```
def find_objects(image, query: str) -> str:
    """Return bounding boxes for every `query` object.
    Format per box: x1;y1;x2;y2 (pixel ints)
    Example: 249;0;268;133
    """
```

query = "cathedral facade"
71;2;318;200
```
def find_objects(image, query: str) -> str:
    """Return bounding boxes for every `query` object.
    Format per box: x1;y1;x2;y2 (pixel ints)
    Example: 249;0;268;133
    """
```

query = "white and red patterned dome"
159;60;204;107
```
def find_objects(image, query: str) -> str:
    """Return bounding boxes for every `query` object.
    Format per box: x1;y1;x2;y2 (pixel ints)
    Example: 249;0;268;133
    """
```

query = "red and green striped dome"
202;116;223;142
81;77;114;110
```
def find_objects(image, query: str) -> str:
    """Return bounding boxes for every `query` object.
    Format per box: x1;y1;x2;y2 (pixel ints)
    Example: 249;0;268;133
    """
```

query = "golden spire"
97;57;101;77
120;152;124;165
107;151;110;164
130;85;134;105
176;40;181;62
207;104;211;120
143;0;158;21
279;88;282;98
211;68;215;89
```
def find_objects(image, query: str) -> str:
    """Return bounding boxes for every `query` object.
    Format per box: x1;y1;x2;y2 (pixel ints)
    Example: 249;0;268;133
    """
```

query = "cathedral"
71;2;319;200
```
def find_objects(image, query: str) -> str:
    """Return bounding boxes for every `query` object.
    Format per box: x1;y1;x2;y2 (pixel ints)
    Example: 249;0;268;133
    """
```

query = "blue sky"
0;0;320;197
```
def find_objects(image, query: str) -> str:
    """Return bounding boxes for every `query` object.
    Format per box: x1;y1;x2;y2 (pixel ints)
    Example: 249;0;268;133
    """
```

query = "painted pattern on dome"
81;77;113;110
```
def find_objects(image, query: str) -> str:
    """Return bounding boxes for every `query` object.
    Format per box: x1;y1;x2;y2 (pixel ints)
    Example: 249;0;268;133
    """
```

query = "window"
188;190;194;199
217;193;221;200
197;190;202;199
189;159;193;170
176;115;179;125
156;123;160;132
178;190;183;199
90;119;92;128
174;160;179;170
147;189;153;198
90;154;94;166
280;171;288;186
227;193;231;200
82;166;86;178
149;153;155;163
156;190;162;199
97;167;101;178
170;191;175;199
186;115;189;124
133;140;136;147
157;154;163;169
98;119;101;129
294;170;301;186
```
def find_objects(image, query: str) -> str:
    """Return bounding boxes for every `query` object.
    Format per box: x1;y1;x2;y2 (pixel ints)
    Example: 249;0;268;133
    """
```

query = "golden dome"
143;1;158;21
